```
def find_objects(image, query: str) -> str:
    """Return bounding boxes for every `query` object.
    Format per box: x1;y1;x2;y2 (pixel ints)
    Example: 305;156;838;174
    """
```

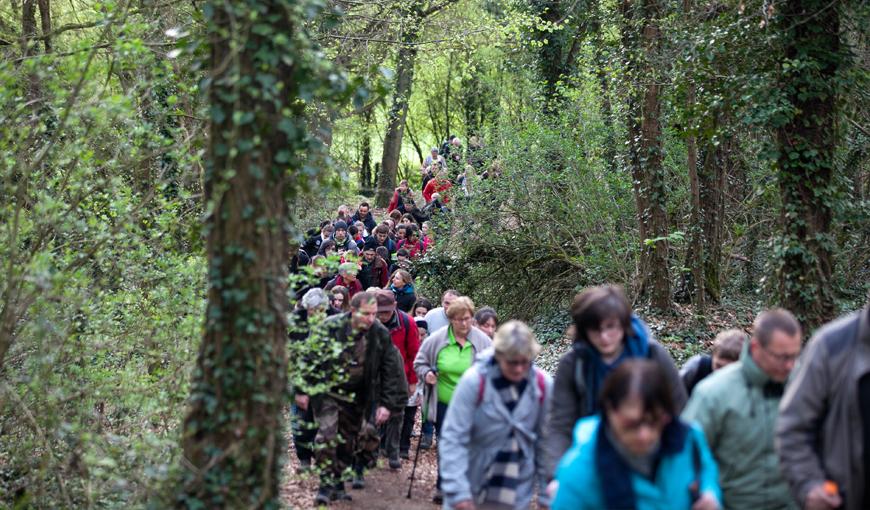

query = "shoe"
389;457;401;470
400;450;410;460
332;482;352;501
432;489;443;504
351;474;365;490
419;435;433;450
314;487;332;505
296;457;312;474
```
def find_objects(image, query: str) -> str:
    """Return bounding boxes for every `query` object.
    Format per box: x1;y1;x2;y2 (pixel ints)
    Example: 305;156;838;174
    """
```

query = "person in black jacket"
303;223;334;257
680;328;745;395
294;292;408;504
350;201;377;233
540;285;687;478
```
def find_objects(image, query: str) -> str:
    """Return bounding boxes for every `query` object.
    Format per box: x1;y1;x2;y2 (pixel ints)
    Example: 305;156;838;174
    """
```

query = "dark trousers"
380;407;404;458
399;406;417;453
292;403;317;462
435;401;449;490
313;396;364;486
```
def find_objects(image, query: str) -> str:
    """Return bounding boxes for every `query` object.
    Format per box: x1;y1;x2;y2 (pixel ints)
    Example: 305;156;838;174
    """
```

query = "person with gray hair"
438;321;553;509
300;287;329;311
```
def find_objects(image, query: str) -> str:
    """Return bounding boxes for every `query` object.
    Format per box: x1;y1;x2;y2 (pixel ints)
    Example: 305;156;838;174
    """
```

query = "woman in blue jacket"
552;360;721;510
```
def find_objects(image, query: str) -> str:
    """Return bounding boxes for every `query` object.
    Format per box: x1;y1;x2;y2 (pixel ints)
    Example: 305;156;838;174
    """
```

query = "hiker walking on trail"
325;262;362;299
423;169;453;205
551;360;721;510
374;290;421;468
680;329;745;396
424;289;461;336
541;285;687;478
439;321;553;510
289;288;340;471
473;307;498;339
682;309;802;510
358;240;389;289
387;269;417;313
294;292;408;505
351;201;377;233
414;296;492;504
777;303;870;510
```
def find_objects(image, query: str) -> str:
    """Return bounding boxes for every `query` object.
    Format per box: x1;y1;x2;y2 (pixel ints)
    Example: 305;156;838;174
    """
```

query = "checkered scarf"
479;370;528;507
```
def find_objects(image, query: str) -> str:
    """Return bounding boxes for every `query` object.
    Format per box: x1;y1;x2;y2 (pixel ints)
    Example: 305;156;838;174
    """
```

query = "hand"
691;493;720;510
295;394;309;411
454;501;475;510
425;371;437;385
805;483;842;510
408;383;417;397
375;406;391;425
546;480;559;501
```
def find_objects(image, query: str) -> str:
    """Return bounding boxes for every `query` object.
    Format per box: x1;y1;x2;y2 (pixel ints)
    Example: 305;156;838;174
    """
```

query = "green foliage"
417;118;638;320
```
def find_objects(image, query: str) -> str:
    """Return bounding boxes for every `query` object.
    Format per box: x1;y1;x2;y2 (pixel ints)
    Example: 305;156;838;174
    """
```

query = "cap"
375;290;396;312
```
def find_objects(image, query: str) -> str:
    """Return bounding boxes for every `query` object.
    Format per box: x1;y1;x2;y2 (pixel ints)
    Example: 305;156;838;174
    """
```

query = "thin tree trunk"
376;22;419;207
686;86;705;310
359;109;372;191
444;52;451;141
37;0;49;52
177;0;295;503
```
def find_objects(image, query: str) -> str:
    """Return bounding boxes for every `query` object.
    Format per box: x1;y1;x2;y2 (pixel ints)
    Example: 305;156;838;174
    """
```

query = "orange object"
823;481;839;495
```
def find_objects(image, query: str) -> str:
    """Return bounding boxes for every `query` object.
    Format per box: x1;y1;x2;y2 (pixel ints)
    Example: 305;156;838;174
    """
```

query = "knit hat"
333;220;348;231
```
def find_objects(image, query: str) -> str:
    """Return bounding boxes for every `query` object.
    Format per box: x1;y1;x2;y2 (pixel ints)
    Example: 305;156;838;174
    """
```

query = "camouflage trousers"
313;396;379;484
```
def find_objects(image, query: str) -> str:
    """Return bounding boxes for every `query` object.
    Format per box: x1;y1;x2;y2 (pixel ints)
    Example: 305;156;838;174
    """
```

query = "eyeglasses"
760;343;800;363
498;357;531;368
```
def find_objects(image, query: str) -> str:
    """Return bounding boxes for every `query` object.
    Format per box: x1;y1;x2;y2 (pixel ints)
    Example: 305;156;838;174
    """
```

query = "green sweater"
682;343;796;510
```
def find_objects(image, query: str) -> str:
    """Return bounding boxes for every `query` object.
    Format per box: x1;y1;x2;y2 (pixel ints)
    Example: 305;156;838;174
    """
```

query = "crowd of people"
287;171;870;509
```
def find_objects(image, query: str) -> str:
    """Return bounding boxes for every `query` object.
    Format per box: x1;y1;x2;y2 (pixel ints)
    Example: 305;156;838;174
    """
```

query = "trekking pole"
407;384;431;499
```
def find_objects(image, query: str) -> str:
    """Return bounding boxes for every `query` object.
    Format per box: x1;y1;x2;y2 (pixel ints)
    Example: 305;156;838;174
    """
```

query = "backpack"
476;368;547;406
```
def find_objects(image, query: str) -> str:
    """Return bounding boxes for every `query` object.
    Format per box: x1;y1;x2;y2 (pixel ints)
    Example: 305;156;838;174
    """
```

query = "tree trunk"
625;0;671;311
359;109;372;191
177;0;295;504
698;135;727;303
773;0;839;329
37;0;50;52
686;87;705;310
376;23;419;207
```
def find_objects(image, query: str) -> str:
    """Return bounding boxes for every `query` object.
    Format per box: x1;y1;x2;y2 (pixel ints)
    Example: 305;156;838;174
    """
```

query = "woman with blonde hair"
439;321;554;510
387;268;416;313
414;296;492;503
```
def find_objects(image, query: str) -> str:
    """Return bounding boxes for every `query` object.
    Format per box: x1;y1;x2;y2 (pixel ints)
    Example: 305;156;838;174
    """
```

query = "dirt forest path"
282;431;440;509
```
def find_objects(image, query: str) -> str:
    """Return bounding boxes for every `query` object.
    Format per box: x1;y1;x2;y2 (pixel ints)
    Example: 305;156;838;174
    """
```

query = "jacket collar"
740;341;772;387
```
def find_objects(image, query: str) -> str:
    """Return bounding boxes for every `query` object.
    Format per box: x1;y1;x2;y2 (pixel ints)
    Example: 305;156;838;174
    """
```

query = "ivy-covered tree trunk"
624;0;671;311
772;0;840;328
176;0;301;505
699;136;727;303
377;21;420;207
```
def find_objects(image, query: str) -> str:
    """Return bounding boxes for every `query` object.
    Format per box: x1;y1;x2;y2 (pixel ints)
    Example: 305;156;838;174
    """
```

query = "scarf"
582;315;651;415
597;416;691;510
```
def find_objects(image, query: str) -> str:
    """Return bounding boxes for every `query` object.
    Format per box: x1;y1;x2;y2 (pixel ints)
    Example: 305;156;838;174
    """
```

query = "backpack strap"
476;372;486;406
535;368;546;405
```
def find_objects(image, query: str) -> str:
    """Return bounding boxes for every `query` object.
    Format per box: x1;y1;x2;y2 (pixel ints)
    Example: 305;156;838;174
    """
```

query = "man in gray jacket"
777;304;870;510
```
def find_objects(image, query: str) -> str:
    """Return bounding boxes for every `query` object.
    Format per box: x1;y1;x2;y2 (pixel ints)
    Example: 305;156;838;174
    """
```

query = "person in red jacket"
375;290;420;468
422;170;452;205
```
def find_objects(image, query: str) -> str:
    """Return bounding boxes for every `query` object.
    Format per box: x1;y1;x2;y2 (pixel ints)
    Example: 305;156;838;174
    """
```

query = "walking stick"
407;384;431;499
